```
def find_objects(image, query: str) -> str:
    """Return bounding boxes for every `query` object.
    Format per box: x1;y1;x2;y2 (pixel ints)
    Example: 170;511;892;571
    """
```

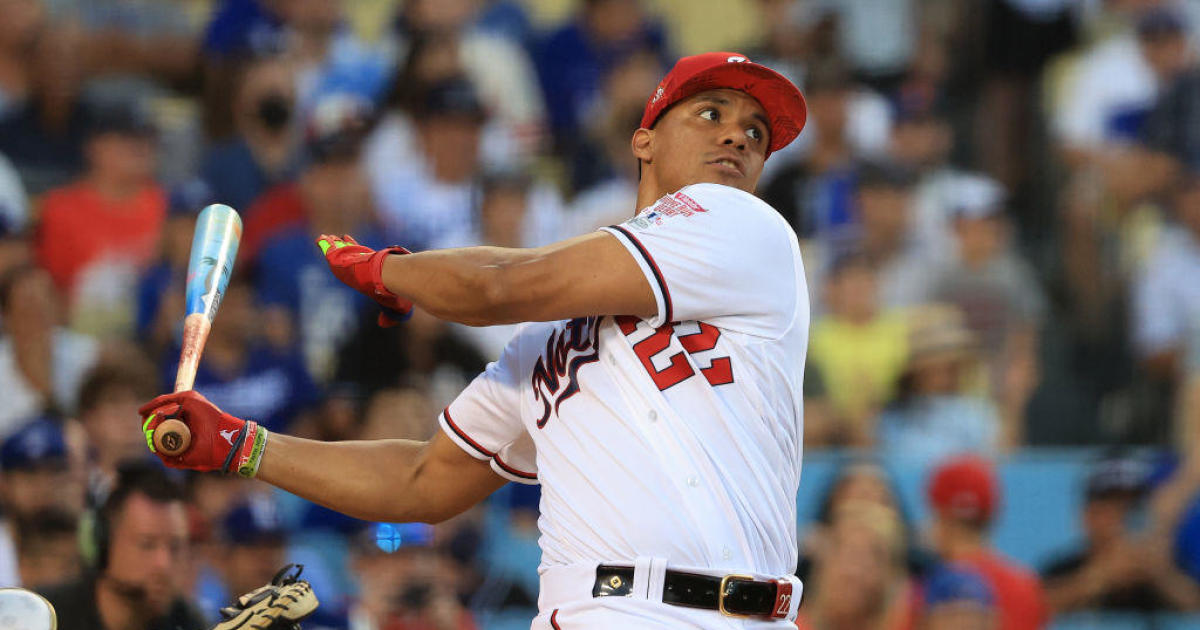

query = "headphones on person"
80;506;111;573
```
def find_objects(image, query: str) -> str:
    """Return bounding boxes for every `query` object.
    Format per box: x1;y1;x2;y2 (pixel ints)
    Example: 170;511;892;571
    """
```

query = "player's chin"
699;165;755;191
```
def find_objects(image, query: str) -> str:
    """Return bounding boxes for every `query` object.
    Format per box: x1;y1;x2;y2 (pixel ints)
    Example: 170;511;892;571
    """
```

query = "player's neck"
635;172;675;213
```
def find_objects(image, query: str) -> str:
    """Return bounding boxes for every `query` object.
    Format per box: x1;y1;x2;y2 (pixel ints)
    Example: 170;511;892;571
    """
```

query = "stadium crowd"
3;0;1200;628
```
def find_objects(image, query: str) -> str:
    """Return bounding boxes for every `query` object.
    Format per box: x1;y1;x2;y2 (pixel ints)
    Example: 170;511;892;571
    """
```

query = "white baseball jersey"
438;183;809;628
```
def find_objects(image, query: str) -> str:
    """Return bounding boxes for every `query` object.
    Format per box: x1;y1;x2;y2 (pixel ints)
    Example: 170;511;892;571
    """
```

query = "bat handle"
153;314;210;457
153;419;192;456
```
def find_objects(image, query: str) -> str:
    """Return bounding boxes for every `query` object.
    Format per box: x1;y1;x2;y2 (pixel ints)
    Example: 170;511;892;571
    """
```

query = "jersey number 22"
616;316;734;390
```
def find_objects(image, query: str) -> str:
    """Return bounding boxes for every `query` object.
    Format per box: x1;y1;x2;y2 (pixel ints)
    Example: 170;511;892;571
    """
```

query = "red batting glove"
317;234;414;327
138;390;267;477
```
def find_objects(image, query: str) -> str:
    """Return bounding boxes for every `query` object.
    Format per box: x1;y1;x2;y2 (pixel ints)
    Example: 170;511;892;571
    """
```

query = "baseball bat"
152;204;242;456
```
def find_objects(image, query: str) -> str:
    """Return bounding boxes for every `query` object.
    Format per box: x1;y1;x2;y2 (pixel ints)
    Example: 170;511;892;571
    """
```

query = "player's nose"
718;126;748;152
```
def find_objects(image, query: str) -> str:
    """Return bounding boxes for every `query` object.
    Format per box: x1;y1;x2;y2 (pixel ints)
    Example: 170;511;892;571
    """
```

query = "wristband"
236;423;269;479
217;421;268;478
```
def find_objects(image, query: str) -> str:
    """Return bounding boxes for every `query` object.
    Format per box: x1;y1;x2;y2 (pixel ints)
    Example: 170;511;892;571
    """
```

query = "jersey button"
722;547;732;560
686;475;699;487
647;410;658;422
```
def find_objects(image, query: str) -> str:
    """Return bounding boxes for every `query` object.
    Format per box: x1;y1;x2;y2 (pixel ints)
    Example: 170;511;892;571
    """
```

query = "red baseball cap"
928;455;999;525
640;52;808;155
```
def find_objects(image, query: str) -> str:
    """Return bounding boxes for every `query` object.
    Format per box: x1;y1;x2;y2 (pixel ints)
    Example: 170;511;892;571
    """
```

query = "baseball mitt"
213;564;319;630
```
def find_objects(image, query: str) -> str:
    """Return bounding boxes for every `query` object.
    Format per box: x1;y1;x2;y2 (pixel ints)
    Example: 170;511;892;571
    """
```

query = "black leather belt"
592;564;795;619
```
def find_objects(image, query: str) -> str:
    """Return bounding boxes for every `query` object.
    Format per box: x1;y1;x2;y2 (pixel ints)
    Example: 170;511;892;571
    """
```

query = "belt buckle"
718;574;755;617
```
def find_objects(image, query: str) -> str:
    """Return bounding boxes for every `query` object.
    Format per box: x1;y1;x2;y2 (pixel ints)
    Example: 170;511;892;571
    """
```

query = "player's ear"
631;128;653;165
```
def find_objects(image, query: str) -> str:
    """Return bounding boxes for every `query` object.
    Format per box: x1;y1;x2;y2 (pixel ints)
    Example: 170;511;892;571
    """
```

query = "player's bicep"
501;231;658;322
416;431;510;521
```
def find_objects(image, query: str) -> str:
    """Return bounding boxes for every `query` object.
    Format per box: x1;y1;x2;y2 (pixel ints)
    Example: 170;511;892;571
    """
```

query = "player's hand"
317;233;414;327
138;390;266;476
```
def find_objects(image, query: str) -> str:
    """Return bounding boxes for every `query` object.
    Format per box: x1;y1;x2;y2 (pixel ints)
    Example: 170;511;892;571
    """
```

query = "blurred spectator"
194;498;288;625
391;0;547;161
43;460;203;630
925;455;1048;630
851;162;930;310
281;0;397;112
173;278;319;434
34;98;166;336
878;305;1000;462
533;0;669;156
760;66;882;241
806;253;909;447
200;54;301;213
921;176;1045;446
372;77;487;252
200;0;287;138
920;564;997;630
15;508;81;590
0;418;85;517
247;93;384;380
563;49;658;234
0;25;90;193
76;358;158;506
1133;171;1200;442
797;460;937;586
1053;6;1190;169
202;0;395;138
0;265;99;435
348;521;478;630
795;501;918;630
564;46;661;196
1043;455;1200;613
0;418;86;587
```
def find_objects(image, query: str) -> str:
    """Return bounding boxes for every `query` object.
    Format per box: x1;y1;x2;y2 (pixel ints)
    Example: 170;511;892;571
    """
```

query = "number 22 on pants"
616;316;734;391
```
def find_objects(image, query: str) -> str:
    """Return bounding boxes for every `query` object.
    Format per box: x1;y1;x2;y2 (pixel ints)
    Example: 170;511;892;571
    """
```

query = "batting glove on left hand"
317;234;413;327
138;390;267;477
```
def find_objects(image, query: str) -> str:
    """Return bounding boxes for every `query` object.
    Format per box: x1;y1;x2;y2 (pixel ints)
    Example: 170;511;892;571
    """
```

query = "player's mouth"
707;154;745;177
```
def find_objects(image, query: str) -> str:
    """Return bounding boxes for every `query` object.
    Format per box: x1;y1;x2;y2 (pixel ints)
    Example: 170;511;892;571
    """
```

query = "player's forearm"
380;246;551;326
256;433;450;523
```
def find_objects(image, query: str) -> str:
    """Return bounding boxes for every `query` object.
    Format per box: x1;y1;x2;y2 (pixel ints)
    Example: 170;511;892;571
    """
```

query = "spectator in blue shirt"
533;0;669;157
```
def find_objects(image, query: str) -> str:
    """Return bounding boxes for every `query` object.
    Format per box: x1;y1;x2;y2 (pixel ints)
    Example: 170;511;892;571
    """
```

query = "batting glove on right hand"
317;234;414;327
213;564;319;630
138;390;267;477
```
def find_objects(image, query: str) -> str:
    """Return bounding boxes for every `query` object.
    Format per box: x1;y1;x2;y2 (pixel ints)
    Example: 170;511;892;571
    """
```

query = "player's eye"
746;126;764;141
699;108;719;122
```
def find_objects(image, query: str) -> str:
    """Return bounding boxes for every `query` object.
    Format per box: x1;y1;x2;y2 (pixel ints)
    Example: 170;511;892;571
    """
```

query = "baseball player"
140;52;809;629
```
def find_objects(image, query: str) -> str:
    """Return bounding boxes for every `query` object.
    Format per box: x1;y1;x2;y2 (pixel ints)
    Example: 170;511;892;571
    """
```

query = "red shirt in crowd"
239;182;305;264
960;549;1048;630
35;182;165;295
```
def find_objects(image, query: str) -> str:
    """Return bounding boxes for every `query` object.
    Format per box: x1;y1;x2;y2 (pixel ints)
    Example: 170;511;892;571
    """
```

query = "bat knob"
153;419;192;456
